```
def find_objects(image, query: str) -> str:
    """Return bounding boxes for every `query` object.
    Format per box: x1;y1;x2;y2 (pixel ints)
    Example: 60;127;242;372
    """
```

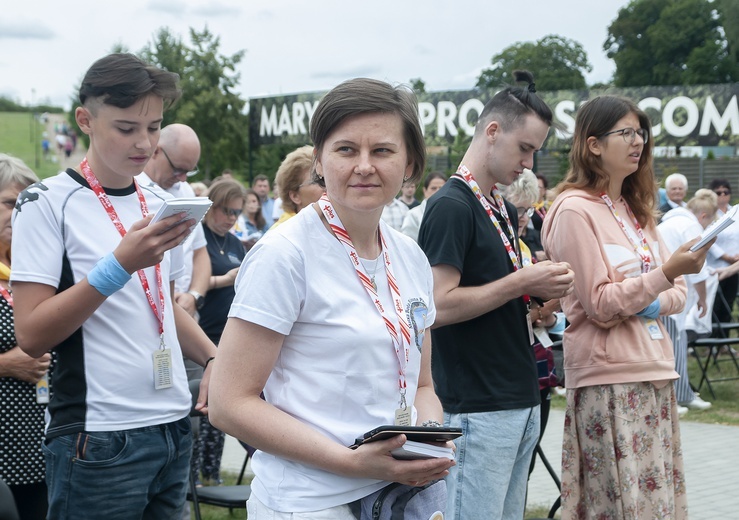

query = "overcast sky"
1;1;631;110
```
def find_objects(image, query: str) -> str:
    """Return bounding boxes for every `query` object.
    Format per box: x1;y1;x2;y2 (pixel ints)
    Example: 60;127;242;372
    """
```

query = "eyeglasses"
515;206;535;218
714;190;731;196
160;147;198;178
600;127;649;145
298;179;321;189
221;207;242;218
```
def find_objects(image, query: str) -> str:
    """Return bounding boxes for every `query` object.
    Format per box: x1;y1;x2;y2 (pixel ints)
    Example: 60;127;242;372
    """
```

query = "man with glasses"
137;124;211;318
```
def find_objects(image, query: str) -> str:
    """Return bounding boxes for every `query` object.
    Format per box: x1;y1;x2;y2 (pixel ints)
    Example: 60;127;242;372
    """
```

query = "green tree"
716;0;739;65
409;78;426;94
141;27;249;181
605;0;738;86
476;35;592;91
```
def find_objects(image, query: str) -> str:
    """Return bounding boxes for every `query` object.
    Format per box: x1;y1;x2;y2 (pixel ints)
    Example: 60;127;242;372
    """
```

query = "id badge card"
534;326;553;347
394;407;412;426
644;318;664;340
153;348;173;390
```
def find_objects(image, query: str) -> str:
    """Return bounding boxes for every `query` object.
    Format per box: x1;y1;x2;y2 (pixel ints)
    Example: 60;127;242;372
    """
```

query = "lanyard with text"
0;285;12;307
318;194;411;415
453;166;533;310
600;193;652;273
79;158;166;343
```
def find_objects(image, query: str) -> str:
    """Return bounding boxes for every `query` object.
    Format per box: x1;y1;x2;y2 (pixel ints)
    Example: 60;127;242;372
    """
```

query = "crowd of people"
1;51;736;520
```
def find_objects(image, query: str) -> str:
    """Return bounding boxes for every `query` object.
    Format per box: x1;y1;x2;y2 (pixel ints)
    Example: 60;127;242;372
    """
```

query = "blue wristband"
636;299;660;319
87;253;132;296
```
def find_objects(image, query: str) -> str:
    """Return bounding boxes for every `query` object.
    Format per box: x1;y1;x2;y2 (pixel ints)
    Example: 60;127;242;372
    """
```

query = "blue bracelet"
87;253;132;296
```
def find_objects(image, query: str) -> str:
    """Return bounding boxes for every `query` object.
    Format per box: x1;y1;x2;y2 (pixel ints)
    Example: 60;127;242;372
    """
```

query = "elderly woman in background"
271;145;325;229
658;189;719;412
193;179;247;487
504;169;547;264
706;178;739;323
0;154;52;520
209;78;453;519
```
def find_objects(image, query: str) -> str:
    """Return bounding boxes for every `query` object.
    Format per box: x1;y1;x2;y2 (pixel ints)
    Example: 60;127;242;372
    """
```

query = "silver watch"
188;290;205;310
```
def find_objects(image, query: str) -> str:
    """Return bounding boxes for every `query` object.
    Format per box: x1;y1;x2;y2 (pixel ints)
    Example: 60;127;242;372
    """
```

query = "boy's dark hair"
476;70;554;133
78;53;181;110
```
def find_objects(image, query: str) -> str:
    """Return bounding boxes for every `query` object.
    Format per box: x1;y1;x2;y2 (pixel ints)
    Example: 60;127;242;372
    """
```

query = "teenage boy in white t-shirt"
11;53;218;519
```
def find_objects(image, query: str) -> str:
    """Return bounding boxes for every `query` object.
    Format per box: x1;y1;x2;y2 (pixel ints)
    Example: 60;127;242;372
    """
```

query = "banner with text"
249;83;739;150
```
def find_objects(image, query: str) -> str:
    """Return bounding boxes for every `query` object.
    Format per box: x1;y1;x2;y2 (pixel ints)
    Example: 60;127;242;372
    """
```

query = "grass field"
0;111;65;179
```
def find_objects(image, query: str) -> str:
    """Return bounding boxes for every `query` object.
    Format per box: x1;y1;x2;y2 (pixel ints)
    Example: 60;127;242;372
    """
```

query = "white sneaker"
677;405;689;416
680;396;712;410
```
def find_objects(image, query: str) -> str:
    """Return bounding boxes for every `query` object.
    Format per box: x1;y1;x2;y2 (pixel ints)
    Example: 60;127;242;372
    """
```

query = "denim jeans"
444;406;540;520
43;417;192;520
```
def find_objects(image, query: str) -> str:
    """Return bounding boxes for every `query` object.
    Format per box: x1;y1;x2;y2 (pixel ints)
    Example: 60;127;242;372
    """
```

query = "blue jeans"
43;417;192;520
444;406;540;520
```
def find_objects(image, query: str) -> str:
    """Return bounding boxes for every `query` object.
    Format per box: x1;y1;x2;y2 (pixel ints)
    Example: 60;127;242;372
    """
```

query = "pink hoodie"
541;189;686;388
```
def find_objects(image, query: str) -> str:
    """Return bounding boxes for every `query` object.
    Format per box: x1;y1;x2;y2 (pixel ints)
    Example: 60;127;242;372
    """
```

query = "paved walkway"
220;410;739;518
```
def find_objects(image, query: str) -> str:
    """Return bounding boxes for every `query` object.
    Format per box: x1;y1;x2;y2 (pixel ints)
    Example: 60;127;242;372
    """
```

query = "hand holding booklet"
349;425;461;460
149;197;212;238
690;205;738;252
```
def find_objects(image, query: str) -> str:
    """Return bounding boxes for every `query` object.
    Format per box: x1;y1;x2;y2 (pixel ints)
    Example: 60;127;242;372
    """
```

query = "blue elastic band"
87;253;132;296
636;299;661;319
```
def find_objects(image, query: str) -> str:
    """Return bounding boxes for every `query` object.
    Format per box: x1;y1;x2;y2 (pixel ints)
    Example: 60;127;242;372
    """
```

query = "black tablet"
349;425;462;449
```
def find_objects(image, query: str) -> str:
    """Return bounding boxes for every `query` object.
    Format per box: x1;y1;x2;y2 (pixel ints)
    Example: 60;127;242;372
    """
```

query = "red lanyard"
79;158;166;340
600;193;652;273
453;166;532;307
454;166;520;270
0;285;12;308
318;194;411;404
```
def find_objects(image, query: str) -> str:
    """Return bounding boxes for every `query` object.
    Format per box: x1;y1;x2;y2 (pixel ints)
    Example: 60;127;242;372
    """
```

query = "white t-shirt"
11;170;190;437
658;207;713;330
229;207;435;512
136;174;207;293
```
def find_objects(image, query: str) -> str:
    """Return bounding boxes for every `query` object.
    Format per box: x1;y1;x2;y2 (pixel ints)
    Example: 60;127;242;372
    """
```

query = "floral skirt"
561;382;688;519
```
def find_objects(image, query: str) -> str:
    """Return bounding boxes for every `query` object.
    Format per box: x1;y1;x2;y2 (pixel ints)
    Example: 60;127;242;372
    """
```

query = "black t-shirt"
199;225;246;344
418;179;540;414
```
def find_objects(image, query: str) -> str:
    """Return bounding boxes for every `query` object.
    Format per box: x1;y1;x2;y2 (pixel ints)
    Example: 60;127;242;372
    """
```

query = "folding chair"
0;478;20;520
688;300;739;398
187;379;252;520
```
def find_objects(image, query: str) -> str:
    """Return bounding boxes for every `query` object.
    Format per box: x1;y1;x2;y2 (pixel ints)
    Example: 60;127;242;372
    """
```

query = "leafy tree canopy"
605;0;738;86
476;34;592;91
140;27;249;181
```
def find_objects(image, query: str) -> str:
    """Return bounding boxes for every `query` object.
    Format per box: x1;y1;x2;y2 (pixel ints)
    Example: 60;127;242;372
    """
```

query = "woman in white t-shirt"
209;78;453;519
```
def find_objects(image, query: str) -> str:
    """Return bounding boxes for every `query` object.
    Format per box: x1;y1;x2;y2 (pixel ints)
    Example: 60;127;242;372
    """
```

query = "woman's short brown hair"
206;179;245;218
309;78;425;187
276;145;314;214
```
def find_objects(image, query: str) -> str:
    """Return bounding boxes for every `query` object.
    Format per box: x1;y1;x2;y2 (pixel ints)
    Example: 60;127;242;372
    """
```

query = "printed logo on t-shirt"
16;182;49;212
406;298;428;352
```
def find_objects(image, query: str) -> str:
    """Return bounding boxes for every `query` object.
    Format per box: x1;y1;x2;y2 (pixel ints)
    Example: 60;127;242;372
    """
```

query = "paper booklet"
390;440;455;460
149;197;213;238
690;205;738;252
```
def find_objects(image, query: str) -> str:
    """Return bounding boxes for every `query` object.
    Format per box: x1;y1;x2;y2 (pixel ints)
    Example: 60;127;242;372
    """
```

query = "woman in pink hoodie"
542;95;711;520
